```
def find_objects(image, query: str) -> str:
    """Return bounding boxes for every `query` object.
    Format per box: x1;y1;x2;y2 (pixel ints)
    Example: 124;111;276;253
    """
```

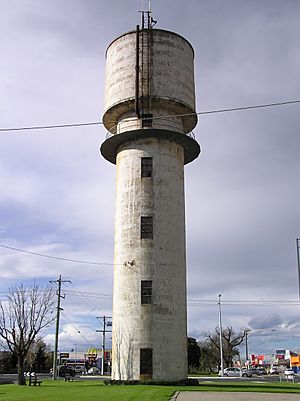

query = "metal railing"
105;121;196;140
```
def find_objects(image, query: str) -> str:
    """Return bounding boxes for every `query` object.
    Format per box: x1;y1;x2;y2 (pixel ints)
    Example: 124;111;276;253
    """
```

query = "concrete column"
111;138;187;380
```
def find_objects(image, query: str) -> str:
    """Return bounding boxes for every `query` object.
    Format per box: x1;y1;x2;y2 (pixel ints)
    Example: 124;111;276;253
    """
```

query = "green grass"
0;379;300;401
0;380;174;401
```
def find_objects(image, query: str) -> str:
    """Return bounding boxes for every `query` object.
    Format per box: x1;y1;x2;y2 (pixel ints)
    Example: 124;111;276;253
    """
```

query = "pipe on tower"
135;25;140;118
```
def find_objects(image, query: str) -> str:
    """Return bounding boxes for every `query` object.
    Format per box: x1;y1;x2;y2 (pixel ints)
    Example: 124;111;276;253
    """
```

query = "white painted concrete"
112;138;187;380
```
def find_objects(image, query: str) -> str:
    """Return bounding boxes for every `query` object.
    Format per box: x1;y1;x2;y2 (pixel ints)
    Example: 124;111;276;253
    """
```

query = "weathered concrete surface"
112;138;187;381
103;29;197;134
174;392;300;401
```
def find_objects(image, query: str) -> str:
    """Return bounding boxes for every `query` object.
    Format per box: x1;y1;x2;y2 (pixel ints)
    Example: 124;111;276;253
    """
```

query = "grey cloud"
248;313;283;330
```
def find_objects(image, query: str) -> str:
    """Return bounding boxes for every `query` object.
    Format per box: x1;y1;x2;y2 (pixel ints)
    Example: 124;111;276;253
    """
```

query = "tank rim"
105;28;195;58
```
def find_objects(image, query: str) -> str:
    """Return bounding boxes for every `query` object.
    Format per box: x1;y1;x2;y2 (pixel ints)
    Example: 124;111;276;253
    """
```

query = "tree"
26;338;52;373
0;350;17;373
187;337;201;373
206;326;246;368
0;282;55;384
198;340;220;373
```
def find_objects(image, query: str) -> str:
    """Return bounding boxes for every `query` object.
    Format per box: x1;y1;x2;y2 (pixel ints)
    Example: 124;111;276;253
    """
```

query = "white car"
87;366;100;374
74;365;84;374
284;369;295;376
220;367;252;377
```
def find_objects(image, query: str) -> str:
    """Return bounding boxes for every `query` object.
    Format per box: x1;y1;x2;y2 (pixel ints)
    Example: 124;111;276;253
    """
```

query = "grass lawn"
0;380;174;401
0;379;300;401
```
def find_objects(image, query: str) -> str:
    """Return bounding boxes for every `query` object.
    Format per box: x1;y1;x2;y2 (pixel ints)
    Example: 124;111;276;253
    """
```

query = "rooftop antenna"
149;1;157;28
139;0;157;29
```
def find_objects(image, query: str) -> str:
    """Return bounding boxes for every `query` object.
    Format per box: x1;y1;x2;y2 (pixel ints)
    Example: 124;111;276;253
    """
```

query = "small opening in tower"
141;216;153;239
141;280;152;304
142;113;153;128
140;348;153;375
141;157;153;178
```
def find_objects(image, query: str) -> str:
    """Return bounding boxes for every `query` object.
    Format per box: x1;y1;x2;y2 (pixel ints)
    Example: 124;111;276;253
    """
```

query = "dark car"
253;367;267;375
59;366;75;377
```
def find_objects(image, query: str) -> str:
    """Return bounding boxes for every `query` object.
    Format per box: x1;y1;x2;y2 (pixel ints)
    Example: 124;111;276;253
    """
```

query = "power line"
0;121;102;133
55;291;300;305
188;299;300;306
197;99;300;116
0;243;114;266
0;288;298;307
0;99;299;133
60;311;95;348
64;290;112;300
67;284;111;311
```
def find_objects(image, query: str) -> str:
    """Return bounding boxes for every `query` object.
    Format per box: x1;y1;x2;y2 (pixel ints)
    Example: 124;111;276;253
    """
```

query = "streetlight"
218;294;224;376
296;238;300;300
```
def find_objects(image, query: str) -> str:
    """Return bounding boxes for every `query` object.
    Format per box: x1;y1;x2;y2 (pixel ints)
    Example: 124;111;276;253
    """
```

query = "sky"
0;0;300;360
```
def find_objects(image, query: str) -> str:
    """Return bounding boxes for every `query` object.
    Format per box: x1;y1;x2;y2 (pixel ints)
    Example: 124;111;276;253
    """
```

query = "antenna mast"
139;1;157;29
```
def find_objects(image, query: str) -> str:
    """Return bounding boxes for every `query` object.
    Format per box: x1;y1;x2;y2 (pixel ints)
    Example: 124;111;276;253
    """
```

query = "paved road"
174;392;300;401
196;375;282;383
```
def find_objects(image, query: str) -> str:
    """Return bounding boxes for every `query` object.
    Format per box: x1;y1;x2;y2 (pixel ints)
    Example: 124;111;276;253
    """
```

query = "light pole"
296;238;300;300
218;294;224;376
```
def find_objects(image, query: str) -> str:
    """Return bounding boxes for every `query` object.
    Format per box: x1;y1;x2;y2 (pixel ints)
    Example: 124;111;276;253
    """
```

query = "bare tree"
0;282;55;385
206;326;246;368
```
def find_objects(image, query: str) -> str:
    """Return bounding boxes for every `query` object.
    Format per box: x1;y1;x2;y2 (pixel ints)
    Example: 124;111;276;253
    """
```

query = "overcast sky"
0;0;300;359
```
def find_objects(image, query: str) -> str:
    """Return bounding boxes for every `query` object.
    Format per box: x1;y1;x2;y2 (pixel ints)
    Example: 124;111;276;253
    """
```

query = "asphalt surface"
174;392;300;401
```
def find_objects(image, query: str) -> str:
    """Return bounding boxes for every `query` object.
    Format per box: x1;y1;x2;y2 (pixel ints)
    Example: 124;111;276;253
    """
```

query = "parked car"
74;365;84;374
269;366;279;374
284;369;295;376
252;367;267;375
87;366;100;374
58;366;75;377
219;367;252;377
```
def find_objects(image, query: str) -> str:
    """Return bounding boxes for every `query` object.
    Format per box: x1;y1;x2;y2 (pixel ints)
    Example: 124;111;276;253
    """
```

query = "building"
101;11;200;381
275;349;300;373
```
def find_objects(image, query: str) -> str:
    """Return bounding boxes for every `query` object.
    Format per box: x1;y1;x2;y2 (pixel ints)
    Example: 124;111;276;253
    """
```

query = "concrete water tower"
101;11;200;381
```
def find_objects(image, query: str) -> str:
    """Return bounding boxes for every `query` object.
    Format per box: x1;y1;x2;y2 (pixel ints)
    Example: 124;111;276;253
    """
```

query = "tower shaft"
112;138;187;380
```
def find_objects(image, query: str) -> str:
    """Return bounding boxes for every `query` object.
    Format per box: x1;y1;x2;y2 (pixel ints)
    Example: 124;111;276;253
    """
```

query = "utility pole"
96;316;112;375
244;328;251;367
50;275;71;380
244;328;275;368
218;294;224;376
296;238;300;300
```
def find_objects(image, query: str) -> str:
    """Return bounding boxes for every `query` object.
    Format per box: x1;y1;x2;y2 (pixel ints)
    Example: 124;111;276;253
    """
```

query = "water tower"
101;11;200;381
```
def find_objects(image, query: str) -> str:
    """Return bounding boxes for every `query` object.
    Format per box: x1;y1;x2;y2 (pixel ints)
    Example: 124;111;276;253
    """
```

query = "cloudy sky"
0;0;300;359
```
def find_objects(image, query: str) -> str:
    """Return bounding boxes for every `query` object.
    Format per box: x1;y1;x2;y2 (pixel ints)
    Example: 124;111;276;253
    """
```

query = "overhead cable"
0;243;114;266
60;311;96;347
0;99;299;133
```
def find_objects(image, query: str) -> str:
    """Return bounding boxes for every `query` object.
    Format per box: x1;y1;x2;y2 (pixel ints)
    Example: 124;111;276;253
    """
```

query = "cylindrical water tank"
103;29;197;134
